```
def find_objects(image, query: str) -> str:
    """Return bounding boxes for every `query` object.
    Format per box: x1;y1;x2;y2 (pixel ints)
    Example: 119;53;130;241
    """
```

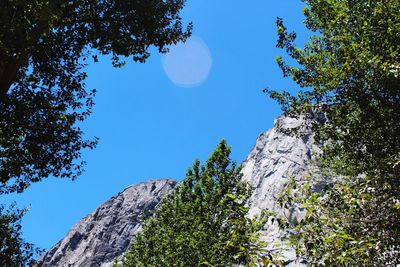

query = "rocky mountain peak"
242;115;316;217
36;179;176;267
241;115;318;266
38;115;319;266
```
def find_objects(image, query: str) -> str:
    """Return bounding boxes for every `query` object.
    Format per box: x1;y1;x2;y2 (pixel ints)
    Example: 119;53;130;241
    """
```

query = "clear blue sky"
4;0;309;251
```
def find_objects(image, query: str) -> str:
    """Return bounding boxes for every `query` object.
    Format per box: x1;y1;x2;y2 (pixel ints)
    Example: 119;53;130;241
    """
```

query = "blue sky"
4;0;309;251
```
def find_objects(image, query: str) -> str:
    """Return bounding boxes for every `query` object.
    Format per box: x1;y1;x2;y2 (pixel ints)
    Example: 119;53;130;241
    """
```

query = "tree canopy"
268;0;400;265
118;141;271;267
0;0;192;194
0;204;42;266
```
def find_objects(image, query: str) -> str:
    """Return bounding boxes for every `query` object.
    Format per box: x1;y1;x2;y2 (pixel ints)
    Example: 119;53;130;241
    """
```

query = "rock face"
242;115;317;217
39;116;318;266
242;116;318;266
37;179;176;267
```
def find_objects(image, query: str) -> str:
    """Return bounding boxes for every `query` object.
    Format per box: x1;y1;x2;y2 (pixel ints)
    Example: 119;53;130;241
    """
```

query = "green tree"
118;141;272;267
0;204;42;266
268;0;400;265
0;0;192;194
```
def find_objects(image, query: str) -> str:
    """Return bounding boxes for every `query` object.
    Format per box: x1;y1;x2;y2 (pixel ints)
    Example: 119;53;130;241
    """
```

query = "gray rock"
243;115;318;218
38;115;321;266
242;116;319;266
36;179;176;267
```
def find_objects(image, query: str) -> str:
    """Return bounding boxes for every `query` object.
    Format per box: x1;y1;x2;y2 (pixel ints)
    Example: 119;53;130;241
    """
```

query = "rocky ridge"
37;179;176;267
242;116;318;266
39;116;318;266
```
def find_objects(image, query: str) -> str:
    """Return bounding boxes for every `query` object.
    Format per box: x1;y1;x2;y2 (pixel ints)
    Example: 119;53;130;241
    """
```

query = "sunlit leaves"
118;141;273;267
0;204;43;266
269;0;400;265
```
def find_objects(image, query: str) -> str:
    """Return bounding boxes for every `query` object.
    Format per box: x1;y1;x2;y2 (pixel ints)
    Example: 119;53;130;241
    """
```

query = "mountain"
36;179;176;267
243;116;316;216
37;116;317;266
242;115;317;266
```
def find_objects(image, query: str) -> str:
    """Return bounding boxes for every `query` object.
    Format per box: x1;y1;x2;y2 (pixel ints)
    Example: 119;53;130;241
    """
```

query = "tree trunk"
0;60;19;102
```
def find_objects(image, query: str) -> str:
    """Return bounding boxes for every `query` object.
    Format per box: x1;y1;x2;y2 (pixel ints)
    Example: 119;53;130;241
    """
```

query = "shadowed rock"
38;115;323;266
36;179;176;267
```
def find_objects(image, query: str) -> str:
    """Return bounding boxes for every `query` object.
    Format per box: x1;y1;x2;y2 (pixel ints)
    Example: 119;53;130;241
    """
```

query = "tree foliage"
118;141;272;267
0;204;42;266
268;0;400;265
0;0;192;194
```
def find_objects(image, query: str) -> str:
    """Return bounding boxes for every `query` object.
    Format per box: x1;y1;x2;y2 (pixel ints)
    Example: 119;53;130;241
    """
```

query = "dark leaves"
0;0;191;193
0;204;43;266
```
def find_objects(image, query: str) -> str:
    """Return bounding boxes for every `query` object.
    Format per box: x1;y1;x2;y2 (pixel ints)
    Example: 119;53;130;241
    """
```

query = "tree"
118;141;272;267
0;0;192;194
0;204;42;266
267;0;400;265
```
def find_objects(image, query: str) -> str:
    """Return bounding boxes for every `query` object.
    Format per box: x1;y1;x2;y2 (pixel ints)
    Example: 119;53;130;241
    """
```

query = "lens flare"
162;36;212;87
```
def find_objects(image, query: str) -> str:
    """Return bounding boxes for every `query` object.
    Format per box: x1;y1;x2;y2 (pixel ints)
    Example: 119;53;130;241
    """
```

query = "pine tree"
119;141;271;267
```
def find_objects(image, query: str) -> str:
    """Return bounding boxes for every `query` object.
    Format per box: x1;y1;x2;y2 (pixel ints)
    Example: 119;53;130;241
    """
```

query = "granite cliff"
38;116;317;266
242;116;317;266
37;179;176;267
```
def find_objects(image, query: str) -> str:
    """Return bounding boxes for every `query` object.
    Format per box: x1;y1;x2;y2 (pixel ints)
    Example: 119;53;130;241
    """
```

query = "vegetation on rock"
268;0;400;265
118;141;273;267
